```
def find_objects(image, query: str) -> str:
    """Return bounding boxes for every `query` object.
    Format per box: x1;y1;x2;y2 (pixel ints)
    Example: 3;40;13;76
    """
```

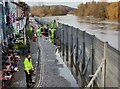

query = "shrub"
16;40;24;46
15;40;24;50
20;45;28;50
15;33;21;38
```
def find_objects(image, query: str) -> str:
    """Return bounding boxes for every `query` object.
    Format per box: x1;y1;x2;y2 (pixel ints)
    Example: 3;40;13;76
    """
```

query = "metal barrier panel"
78;30;84;71
72;27;77;65
68;26;72;65
61;24;64;43
57;23;62;41
55;28;58;39
63;25;67;46
66;26;71;62
84;32;93;82
49;21;119;88
55;26;61;41
58;26;61;40
93;37;104;87
106;44;119;87
61;24;64;57
65;25;69;62
62;25;66;60
55;27;61;46
67;26;71;49
70;26;74;68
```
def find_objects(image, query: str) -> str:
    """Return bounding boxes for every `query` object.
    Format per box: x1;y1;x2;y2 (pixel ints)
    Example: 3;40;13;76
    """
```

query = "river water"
42;14;119;50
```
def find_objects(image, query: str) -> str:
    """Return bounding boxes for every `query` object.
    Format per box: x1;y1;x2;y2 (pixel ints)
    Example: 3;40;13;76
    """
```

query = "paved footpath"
35;36;79;88
10;35;79;88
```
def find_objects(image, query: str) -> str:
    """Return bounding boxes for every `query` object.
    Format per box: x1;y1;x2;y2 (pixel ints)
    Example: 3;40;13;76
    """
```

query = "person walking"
24;54;34;87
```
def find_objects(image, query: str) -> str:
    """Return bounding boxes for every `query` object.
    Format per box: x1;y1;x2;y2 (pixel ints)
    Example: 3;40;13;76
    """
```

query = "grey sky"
26;2;80;8
21;0;118;8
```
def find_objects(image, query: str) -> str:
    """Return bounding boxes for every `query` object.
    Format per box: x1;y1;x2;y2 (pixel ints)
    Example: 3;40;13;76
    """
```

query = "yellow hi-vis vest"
50;22;53;29
24;58;33;74
29;27;33;32
51;29;55;39
38;28;41;37
53;22;57;29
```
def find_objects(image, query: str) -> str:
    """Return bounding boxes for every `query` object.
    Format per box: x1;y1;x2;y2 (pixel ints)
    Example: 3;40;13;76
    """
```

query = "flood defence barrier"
35;17;120;88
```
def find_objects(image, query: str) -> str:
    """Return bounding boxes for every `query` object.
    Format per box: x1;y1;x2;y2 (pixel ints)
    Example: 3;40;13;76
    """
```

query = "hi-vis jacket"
29;27;33;32
51;29;55;39
50;22;53;29
50;21;57;29
38;27;41;37
24;58;33;74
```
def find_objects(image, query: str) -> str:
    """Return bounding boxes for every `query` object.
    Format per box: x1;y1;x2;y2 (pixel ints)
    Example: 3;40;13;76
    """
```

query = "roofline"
11;2;30;10
11;2;23;7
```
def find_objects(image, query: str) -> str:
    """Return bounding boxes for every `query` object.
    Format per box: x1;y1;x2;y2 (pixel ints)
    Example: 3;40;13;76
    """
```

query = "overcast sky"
21;0;119;8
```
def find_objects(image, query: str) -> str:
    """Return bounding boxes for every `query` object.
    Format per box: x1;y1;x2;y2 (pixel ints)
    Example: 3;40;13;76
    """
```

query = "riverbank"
31;5;74;17
74;2;120;22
